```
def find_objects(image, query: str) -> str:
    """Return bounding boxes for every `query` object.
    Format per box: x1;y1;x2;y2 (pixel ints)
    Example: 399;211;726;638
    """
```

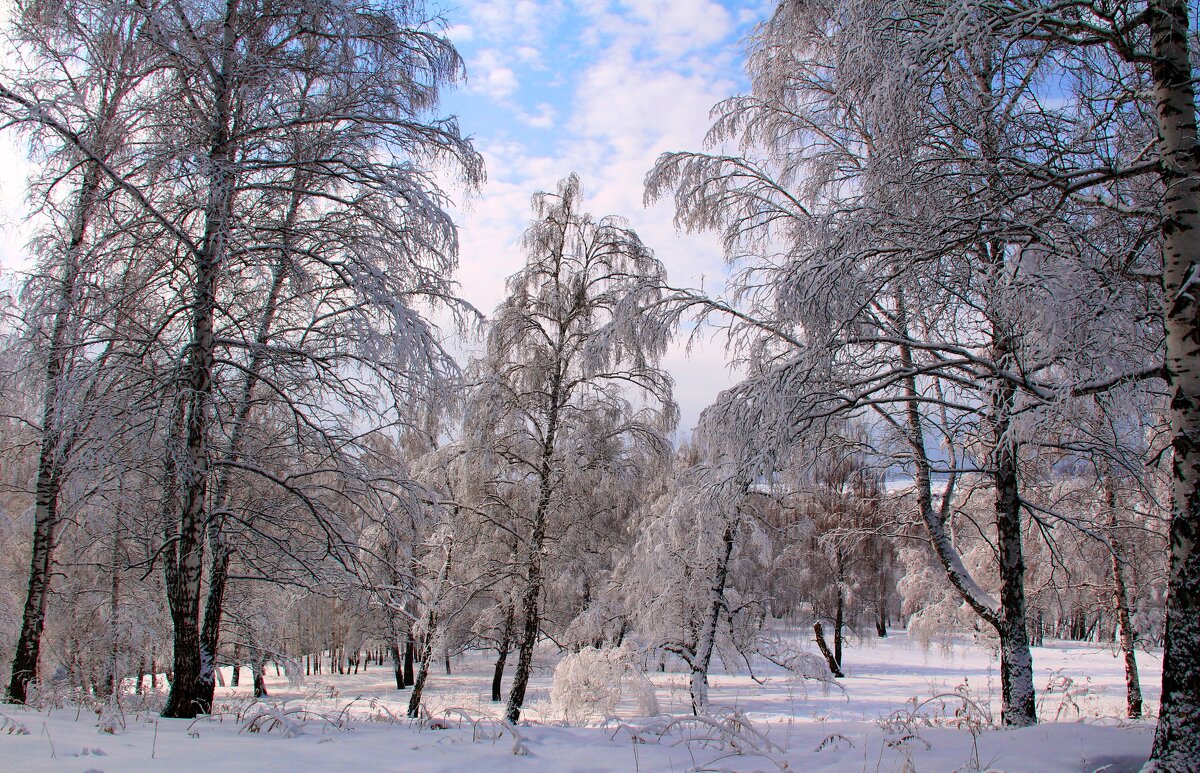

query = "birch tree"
622;446;762;714
646;0;1160;726
3;0;481;717
466;175;675;723
0;0;158;703
970;1;1200;764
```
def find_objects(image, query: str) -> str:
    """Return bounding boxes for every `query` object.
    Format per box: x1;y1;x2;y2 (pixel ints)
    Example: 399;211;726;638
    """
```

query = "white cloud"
445;24;474;43
577;0;734;60
518;102;557;129
469;49;519;99
514;46;543;67
459;0;561;47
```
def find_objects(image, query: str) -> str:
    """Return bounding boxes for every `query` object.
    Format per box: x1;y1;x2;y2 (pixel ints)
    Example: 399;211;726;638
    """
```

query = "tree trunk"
6;161;102;704
813;622;844;678
1102;476;1143;719
252;657;266;699
505;373;563;724
689;517;737;715
1149;1;1200;768
899;296;1034;725
407;615;437;718
993;396;1037;728
102;529;122;700
403;635;415;687
408;538;454;719
491;604;514;702
833;583;844;670
1111;539;1143;719
160;0;241;720
391;641;404;689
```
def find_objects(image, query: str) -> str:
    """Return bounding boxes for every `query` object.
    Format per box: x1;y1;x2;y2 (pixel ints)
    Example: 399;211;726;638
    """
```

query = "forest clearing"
0;631;1164;772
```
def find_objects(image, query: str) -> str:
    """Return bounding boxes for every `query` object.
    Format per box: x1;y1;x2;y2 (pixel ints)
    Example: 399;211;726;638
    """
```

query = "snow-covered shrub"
551;644;659;724
0;712;30;735
238;701;332;738
755;634;839;689
1038;669;1100;721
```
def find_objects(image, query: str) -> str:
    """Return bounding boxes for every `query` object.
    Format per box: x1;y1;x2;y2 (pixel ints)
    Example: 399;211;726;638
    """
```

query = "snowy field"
0;631;1163;772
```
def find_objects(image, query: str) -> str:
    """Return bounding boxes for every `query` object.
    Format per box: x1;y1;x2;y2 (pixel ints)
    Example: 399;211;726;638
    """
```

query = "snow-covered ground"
0;631;1163;772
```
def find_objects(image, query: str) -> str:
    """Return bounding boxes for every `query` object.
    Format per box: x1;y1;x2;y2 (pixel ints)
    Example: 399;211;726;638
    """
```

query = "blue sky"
433;0;770;431
0;0;771;433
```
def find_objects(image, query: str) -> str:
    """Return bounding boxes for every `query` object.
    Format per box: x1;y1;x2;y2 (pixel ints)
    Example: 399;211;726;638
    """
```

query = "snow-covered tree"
465;174;675;723
646;0;1161;727
621;442;768;714
2;0;482;717
0;0;160;704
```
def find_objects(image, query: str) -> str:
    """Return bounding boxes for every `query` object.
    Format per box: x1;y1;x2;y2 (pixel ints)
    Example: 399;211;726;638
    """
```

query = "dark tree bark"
159;0;247;719
407;540;453;719
689;518;737;715
993;384;1037;728
161;17;235;714
7;161;102;704
813;622;844;678
407;614;438;718
833;581;845;670
252;657;266;699
1110;536;1143;718
391;640;404;690
403;635;415;687
505;369;562;724
491;604;515;702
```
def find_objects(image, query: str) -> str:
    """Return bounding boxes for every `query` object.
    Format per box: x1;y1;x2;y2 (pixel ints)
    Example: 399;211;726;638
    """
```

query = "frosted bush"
551;644;659;724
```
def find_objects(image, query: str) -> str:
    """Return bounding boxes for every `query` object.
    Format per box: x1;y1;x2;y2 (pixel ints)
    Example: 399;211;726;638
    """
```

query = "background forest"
0;0;1197;771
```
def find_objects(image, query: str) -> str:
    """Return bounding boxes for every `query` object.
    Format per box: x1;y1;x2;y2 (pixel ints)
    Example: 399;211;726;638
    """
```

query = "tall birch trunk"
898;291;1034;725
102;528;122;700
404;631;415;686
1149;1;1200;766
833;563;845;669
390;640;404;690
162;0;239;718
991;343;1037;727
195;252;289;712
505;368;563;724
407;539;453;719
6;161;103;704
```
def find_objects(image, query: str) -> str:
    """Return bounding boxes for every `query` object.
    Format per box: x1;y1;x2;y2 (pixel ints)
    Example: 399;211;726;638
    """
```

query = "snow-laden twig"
606;709;788;770
433;707;529;756
0;712;30;735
